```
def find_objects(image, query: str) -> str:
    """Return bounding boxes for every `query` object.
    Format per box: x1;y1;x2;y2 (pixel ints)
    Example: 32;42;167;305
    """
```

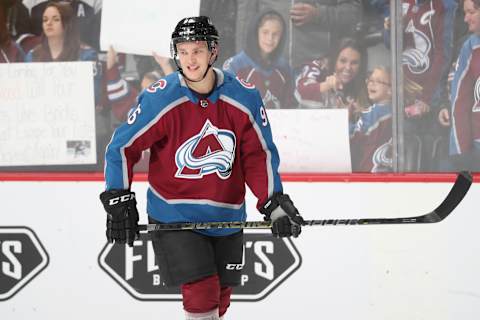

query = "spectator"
440;0;480;171
24;2;101;92
223;9;295;109
104;46;138;124
350;66;393;172
133;51;175;83
140;70;162;90
24;1;109;167
0;2;25;62
382;0;458;171
235;0;362;72
295;36;368;118
23;0;102;50
2;0;32;40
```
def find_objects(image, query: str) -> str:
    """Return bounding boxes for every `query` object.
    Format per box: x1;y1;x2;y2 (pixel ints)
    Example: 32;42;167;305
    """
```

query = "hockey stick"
138;171;473;232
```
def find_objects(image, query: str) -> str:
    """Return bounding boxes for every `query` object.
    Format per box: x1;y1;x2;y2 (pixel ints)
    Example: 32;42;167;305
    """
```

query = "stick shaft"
138;171;472;232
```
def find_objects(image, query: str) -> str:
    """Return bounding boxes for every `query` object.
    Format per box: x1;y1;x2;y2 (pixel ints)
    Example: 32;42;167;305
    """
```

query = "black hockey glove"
260;193;305;238
99;189;139;247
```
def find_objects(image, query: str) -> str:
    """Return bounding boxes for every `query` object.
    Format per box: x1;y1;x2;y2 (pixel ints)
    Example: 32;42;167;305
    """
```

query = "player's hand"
260;193;305;238
100;189;139;247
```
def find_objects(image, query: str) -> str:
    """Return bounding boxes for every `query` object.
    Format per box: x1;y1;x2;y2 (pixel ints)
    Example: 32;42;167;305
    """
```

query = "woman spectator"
295;37;368;117
25;1;101;102
223;9;296;109
0;3;24;62
24;1;125;168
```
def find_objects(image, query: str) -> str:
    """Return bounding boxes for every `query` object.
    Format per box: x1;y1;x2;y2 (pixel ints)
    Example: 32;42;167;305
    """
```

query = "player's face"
258;19;283;57
464;0;480;35
367;69;391;103
335;47;361;85
42;6;64;39
176;41;213;82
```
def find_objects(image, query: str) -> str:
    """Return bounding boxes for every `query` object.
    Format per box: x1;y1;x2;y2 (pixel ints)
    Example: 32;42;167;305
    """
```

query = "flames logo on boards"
402;9;435;75
372;138;393;173
473;77;480;112
146;79;167;93
175;119;236;179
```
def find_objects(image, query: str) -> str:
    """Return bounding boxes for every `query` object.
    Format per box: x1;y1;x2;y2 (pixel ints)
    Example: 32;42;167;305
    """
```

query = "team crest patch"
175;120;236;179
236;76;255;89
146;79;167;93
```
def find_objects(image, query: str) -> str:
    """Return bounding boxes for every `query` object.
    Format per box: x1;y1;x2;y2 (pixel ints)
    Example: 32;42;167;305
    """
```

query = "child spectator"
223;9;295;109
350;66;392;172
235;0;363;71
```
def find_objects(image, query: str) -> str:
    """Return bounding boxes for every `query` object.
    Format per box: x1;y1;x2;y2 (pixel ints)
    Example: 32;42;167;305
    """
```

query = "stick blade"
422;171;473;222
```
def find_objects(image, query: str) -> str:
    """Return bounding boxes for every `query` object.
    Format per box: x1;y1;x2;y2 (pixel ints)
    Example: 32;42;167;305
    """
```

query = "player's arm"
101;90;166;246
241;91;304;237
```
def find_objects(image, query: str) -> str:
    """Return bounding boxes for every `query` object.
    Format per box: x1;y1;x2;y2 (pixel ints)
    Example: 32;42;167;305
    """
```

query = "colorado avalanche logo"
236;76;255;89
402;16;432;74
175;120;236;179
146;79;167;93
372;139;393;173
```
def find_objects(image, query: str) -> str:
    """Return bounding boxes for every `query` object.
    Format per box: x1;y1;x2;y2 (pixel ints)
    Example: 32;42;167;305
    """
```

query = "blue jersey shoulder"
219;69;263;113
137;72;186;111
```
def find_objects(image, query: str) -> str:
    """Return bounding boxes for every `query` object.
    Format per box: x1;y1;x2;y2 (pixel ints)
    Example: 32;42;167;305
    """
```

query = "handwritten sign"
0;62;96;166
268;109;352;172
100;0;200;57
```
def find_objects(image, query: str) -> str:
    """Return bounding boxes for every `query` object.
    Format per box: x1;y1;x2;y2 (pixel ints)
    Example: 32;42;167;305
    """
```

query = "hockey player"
99;16;304;320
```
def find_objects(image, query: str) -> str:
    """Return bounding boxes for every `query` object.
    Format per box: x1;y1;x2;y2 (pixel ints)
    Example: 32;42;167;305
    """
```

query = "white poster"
268;109;352;172
100;0;200;56
0;62;96;166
